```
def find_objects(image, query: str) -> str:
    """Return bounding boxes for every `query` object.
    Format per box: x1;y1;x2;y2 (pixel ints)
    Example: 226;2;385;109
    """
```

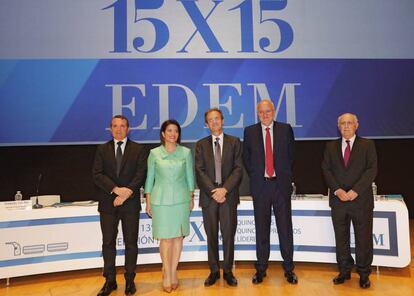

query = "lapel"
108;140;117;173
255;123;265;161
159;144;170;159
347;136;360;168
119;139;130;174
335;138;345;168
222;134;230;167
206;136;215;163
272;121;278;158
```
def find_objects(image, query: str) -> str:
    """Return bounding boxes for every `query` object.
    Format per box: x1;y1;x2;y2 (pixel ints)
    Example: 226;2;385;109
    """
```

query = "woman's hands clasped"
189;192;194;211
145;194;152;217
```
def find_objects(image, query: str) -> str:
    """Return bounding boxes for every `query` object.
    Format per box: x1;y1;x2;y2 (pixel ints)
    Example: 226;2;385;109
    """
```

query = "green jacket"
144;144;194;205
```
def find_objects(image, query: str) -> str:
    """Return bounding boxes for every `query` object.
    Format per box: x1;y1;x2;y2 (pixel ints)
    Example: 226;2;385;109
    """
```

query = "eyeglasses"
339;121;356;127
258;110;273;115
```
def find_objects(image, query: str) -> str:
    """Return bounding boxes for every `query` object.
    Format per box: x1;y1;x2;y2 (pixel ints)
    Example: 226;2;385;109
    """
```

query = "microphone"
33;173;43;209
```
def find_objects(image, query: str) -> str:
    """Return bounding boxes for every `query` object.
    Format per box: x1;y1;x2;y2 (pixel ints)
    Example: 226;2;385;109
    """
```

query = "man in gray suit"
322;113;377;289
195;108;243;287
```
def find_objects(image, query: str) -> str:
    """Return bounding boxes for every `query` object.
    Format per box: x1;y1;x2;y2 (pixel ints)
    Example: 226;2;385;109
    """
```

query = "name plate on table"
0;200;32;211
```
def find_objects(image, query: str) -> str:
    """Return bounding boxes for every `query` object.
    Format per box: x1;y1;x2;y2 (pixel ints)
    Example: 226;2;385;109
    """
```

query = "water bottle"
372;182;377;200
14;190;23;201
291;182;296;200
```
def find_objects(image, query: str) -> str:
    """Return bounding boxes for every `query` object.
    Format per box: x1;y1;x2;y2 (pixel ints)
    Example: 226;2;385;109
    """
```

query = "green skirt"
151;202;191;239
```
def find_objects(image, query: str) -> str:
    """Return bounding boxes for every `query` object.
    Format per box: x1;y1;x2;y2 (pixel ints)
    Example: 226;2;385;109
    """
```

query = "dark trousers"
253;180;294;272
202;200;237;273
100;211;139;281
331;203;373;277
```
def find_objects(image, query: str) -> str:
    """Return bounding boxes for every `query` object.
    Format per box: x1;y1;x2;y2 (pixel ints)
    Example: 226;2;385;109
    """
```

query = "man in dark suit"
322;113;377;289
195;108;243;287
242;99;297;285
93;115;147;296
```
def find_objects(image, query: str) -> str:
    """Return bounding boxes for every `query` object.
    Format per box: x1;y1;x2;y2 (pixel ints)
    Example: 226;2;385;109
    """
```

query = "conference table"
0;195;410;282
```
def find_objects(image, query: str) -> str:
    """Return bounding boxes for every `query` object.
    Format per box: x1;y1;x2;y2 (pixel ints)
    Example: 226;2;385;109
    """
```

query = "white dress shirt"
114;137;127;156
211;133;224;156
341;135;356;157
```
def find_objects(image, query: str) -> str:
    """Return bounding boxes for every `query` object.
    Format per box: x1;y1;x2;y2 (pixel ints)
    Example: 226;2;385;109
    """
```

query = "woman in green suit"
145;119;194;292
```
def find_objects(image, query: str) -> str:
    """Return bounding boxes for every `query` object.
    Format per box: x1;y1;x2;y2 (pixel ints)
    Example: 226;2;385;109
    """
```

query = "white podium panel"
0;197;410;279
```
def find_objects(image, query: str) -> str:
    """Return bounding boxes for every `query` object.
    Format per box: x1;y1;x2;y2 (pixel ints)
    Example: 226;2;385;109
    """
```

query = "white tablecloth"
0;195;410;279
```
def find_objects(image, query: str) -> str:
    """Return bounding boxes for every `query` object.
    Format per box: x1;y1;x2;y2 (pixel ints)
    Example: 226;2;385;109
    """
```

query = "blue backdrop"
1;1;413;145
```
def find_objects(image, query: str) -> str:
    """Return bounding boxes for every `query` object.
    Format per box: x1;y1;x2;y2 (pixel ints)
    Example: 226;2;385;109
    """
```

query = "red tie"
265;128;274;176
344;140;351;167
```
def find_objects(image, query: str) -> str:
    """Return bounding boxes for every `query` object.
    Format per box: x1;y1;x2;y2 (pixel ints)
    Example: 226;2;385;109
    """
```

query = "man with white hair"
243;99;297;285
322;113;377;289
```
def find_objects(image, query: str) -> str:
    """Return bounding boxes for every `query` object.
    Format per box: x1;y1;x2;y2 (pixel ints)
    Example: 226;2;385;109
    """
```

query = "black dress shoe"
359;276;371;288
223;272;238;286
97;280;117;296
125;280;136;295
204;272;220;286
284;271;298;284
252;271;266;284
333;273;351;285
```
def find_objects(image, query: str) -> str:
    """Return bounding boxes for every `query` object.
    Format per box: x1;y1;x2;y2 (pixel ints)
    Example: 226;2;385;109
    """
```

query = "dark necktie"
265;128;274;177
344;140;351;167
214;137;222;185
116;141;123;176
